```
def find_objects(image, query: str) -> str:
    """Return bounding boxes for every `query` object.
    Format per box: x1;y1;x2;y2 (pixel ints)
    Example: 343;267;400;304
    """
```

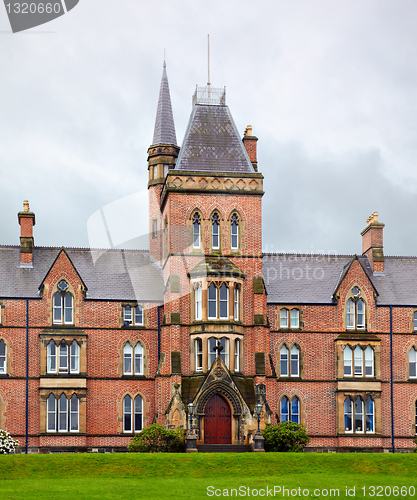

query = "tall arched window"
195;284;202;321
220;337;229;368
58;393;68;432
134;395;143;432
70;341;79;374
280;345;289;376
280;396;300;423
134;343;143;375
290;346;300;377
346;289;366;330
231;213;239;250
0;340;6;374
291;396;300;423
290;309;299;328
234;287;240;321
354;346;363;376
195;338;203;371
365;397;374;433
212;213;220;249
70;394;79;432
344;397;353;432
364;346;373;377
53;280;73;325
208;284;217;319
280;309;289;328
410;347;417;379
235;339;241;372
280;396;289;422
123;343;133;375
123;395;132;433
355;397;364;433
59;341;68;373
208;337;217;368
47;394;56;432
193;213;201;249
219;284;229;319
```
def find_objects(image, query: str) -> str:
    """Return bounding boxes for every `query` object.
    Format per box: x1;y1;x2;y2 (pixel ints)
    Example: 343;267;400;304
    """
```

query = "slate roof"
175;104;255;173
263;253;417;306
151;62;177;147
0;246;164;302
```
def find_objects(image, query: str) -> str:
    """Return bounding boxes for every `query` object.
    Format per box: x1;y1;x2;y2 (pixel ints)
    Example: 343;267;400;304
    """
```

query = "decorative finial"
23;200;29;212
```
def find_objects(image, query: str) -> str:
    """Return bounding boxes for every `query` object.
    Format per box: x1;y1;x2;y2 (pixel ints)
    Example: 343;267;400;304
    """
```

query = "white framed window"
290;309;299;328
290;346;299;377
0;340;6;374
124;306;144;326
354;346;363;376
231;213;239;250
123;343;133;375
134;306;143;326
195;338;203;372
364;346;373;377
53;281;73;325
152;219;158;238
280;396;300;424
134;343;143;375
344;397;353;432
235;339;240;372
70;341;80;374
414;312;417;331
280;345;288;376
344;396;374;434
134;395;143;432
220;337;229;368
219;284;229;319
280;309;288;328
70;394;79;432
123;395;132;433
58;394;68;432
208;284;217;319
343;346;352;376
47;394;56;432
208;337;217;368
410;347;417;379
347;292;366;330
59;342;69;373
212;213;220;249
234;287;240;321
195;284;202;321
192;213;201;249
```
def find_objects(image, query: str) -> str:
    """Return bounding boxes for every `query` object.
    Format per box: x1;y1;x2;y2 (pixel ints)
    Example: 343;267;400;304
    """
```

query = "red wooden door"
204;394;232;444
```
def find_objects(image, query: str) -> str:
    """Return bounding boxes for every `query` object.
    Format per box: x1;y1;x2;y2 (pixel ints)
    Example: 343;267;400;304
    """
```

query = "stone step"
197;444;252;453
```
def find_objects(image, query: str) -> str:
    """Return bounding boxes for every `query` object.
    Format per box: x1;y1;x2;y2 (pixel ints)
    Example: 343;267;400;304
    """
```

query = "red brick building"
1;64;417;452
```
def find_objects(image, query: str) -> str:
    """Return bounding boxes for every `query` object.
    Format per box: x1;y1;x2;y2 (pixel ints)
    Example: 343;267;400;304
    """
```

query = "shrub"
413;435;417;453
128;424;185;453
0;429;19;454
262;422;310;452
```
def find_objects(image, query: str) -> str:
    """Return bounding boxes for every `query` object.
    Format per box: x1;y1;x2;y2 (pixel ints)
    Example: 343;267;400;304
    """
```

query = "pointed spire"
152;61;177;146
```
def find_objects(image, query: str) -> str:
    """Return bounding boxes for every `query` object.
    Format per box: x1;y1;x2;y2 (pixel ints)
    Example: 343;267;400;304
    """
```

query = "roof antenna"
207;34;211;100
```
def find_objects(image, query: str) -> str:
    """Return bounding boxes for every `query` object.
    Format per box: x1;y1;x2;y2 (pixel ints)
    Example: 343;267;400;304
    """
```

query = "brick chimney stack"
18;200;35;267
242;125;258;172
361;211;385;272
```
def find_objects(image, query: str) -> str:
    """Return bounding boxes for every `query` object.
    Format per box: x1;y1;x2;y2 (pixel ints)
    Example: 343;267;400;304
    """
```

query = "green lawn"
0;453;416;499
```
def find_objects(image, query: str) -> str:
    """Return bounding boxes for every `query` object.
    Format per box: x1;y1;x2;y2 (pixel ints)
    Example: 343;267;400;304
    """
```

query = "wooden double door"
204;394;232;444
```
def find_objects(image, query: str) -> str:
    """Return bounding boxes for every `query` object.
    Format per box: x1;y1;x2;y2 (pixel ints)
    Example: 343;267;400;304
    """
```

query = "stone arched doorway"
204;394;232;444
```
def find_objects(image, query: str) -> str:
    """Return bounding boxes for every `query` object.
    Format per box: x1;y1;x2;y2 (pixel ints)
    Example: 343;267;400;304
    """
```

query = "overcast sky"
0;0;416;256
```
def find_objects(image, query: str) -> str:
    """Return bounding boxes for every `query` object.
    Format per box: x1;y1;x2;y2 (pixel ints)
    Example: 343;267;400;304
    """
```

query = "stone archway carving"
196;381;243;416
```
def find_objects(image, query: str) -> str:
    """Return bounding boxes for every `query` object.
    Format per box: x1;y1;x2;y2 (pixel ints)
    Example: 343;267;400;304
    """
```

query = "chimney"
361;211;384;272
242;125;258;172
18;200;35;267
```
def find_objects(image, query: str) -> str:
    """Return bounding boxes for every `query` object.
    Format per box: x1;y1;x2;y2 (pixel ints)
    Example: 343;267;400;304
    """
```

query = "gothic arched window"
53;280;73;325
231;213;239;250
212;213;220;250
193;213;201;249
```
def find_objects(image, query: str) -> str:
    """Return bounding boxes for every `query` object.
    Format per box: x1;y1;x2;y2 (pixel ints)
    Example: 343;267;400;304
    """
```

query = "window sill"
121;375;147;379
278;328;302;332
121;325;145;329
0;374;9;378
278;376;302;381
41;373;85;378
41;432;84;436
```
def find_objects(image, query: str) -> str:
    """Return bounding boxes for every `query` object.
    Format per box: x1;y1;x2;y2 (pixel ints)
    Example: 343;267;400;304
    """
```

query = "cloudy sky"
0;0;416;256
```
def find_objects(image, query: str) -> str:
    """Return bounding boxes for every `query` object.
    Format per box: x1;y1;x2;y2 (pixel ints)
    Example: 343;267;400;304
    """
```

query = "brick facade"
1;70;416;453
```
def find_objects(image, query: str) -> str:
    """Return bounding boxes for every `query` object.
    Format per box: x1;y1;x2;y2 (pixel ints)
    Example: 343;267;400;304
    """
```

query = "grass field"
0;452;416;499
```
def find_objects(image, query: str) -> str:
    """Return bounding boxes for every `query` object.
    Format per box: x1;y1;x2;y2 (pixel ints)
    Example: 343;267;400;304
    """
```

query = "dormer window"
346;288;366;330
212;213;220;250
123;306;144;326
279;308;300;329
53;281;73;325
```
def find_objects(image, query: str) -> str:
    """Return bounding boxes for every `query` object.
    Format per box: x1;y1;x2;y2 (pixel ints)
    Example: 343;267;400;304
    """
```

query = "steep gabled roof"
0;246;164;302
175;103;254;173
263;253;417;306
152;62;177;146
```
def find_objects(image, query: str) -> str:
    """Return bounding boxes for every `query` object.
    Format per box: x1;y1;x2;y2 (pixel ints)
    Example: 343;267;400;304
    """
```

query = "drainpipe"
25;298;29;454
390;305;395;453
157;305;163;365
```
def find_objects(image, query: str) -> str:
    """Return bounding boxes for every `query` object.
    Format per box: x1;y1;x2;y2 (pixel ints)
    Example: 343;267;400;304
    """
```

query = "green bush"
128;424;185;453
413;435;417;453
262;422;310;452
